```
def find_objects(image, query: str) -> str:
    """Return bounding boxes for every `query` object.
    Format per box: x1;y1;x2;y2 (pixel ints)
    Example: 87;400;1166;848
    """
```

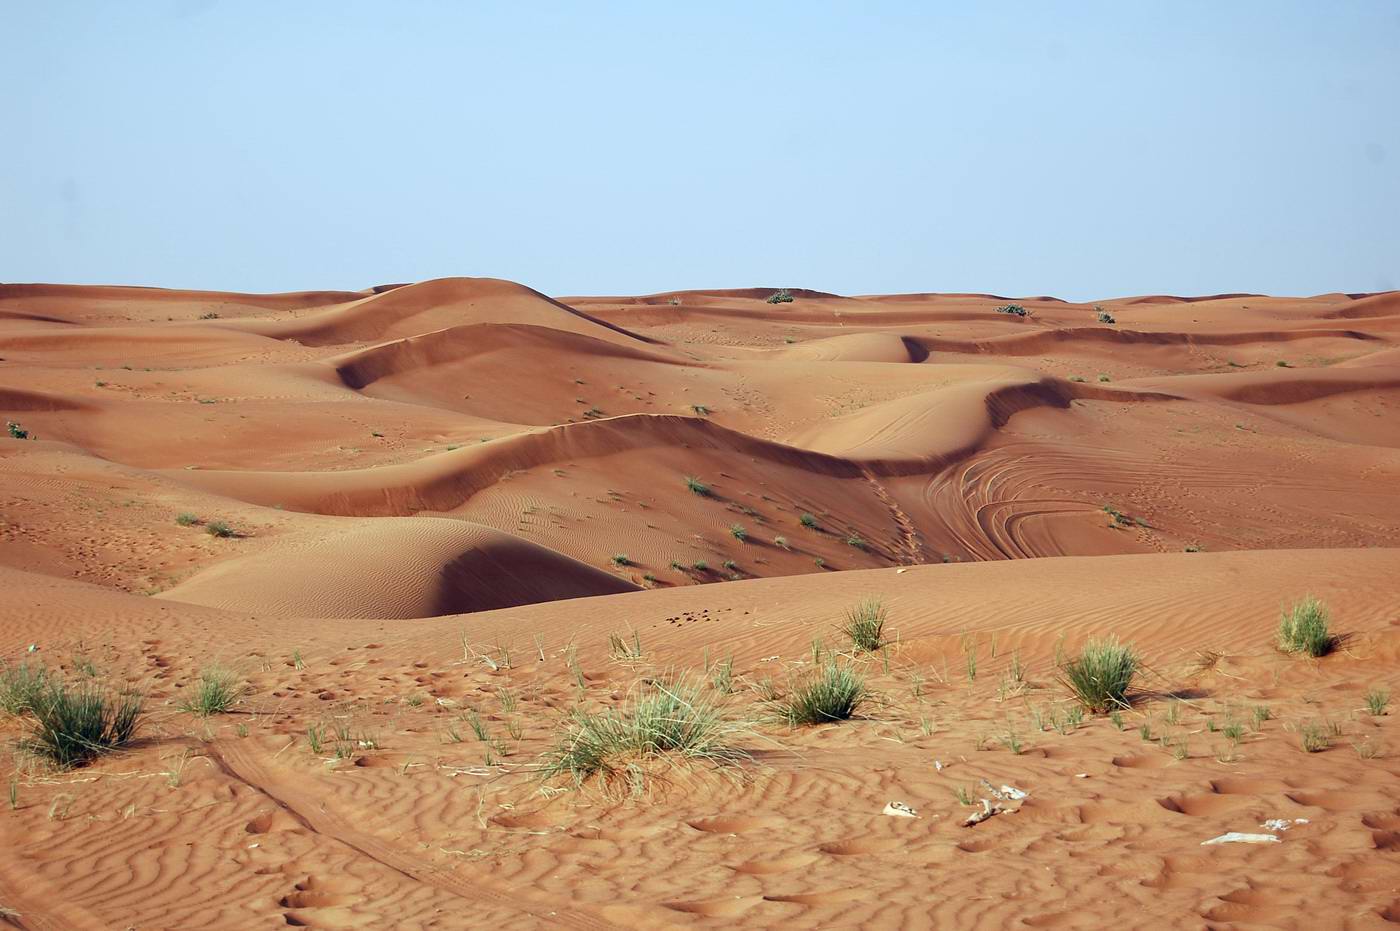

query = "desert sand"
2;278;1399;929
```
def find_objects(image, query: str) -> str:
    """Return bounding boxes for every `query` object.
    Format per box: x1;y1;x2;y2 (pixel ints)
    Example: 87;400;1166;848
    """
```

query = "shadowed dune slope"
156;516;638;618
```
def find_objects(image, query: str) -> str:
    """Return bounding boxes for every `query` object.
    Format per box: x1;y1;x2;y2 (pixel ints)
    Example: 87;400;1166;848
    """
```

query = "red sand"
2;279;1398;928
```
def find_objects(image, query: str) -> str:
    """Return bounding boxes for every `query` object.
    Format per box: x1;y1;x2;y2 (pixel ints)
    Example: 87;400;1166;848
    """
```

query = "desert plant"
1097;374;1111;383
729;523;748;541
691;560;709;571
766;289;794;304
0;662;51;716
1365;688;1390;716
1059;637;1138;713
610;553;632;567
845;533;867;550
608;630;643;661
19;680;144;768
175;512;199;526
691;404;711;415
1277;596;1333;657
6;421;30;439
178;667;244;717
684;475;711;497
773;535;789;549
777;661;866;726
1299;722;1332;753
206;520;236;538
994;303;1028;317
799;512;819;529
840;598;887;653
1095;306;1116;324
540;678;742;787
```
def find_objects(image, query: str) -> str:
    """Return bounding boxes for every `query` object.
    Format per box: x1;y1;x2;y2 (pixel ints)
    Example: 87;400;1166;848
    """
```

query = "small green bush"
179;668;244;716
1364;687;1389;716
845;533;866;550
684;475;711;497
610;553;632;567
6;421;30;440
994;303;1028;317
1059;637;1138;713
175;512;199;526
540;679;742;787
778;661;866;726
206;520;236;538
799;513;819;529
1277;596;1332;657
1095;306;1115;324
19;679;144;768
766;289;794;304
841;598;887;652
729;523;748;541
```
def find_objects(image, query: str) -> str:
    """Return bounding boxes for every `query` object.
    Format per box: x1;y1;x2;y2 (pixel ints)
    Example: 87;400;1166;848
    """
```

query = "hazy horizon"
5;1;1398;299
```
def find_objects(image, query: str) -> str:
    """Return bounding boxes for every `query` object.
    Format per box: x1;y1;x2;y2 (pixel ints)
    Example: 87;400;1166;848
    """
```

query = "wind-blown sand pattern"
2;279;1399;928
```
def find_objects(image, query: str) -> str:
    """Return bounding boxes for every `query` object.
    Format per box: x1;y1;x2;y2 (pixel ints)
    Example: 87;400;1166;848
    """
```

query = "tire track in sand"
206;740;619;931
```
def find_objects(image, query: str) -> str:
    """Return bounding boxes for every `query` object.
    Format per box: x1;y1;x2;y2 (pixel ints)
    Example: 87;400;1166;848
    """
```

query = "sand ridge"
2;279;1400;928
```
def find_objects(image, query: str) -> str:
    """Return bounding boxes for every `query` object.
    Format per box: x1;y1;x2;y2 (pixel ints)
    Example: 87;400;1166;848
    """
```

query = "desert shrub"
841;598;887;652
6;421;29;440
729;524;748;541
19;679;144;768
691;560;708;571
773;535;789;549
540;679;741;787
684;475;711;497
691;404;711;415
845;533;866;550
799;512;819;529
0;662;51;716
1095;306;1115;324
1097;374;1111;383
1298;721;1331;752
206;520;236;538
610;553;632;566
175;512;199;526
766;289;794;304
1059;637;1138;712
778;661;866;726
1277;596;1332;657
994;303;1028;317
1365;688;1390;716
178;668;244;716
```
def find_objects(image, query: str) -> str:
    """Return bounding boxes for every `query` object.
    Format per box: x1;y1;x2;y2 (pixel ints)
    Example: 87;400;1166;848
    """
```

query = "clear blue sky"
4;1;1397;299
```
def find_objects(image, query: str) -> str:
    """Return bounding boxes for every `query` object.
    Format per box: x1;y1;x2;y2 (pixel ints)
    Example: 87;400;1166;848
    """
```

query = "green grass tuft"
1277;596;1333;657
540;678;743;788
777;661;867;726
840;598;887;653
18;678;144;768
0;662;52;716
1058;637;1138;713
178;667;244;717
684;475;711;497
175;512;199;526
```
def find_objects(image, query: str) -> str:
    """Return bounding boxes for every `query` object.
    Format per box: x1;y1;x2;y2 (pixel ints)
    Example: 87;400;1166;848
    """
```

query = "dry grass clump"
1058;637;1138;713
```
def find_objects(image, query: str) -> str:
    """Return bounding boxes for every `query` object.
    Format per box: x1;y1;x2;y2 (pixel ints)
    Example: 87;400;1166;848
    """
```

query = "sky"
3;1;1398;299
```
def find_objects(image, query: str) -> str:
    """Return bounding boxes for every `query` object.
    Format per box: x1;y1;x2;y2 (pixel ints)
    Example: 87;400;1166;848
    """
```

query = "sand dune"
157;517;637;618
3;278;1400;929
